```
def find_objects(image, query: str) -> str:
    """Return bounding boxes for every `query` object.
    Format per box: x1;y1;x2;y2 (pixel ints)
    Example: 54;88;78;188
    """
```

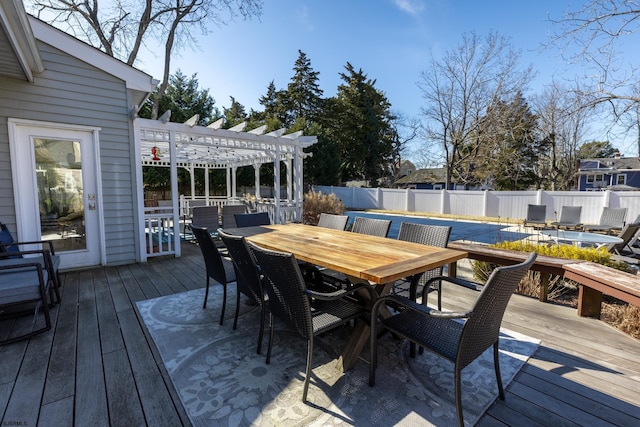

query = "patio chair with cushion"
351;216;392;237
550;206;582;230
220;204;248;228
190;225;237;323
582;207;627;234
234;212;270;228
369;252;537;427
0;253;51;345
218;229;268;354
0;222;61;305
523;204;547;229
317;213;349;230
248;241;374;402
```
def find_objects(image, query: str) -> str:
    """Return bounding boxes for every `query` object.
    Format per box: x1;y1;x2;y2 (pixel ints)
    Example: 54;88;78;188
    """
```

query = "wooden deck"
2;243;640;426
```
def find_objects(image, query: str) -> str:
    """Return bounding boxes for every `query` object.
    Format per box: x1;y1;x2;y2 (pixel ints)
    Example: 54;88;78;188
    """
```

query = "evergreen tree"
576;141;619;159
139;70;218;125
223;96;248;128
286;50;324;127
330;63;398;184
473;92;544;190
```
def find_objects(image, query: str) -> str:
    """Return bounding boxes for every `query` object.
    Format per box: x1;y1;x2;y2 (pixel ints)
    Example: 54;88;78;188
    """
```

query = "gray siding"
0;40;138;265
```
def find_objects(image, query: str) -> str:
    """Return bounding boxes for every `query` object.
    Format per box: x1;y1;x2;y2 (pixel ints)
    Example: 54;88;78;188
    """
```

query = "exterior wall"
314;186;640;224
0;40;137;265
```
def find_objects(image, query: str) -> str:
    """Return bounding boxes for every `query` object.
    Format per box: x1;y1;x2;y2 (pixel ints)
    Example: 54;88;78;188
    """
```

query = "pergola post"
294;145;304;220
226;168;231;200
274;146;281;223
189;165;195;199
254;164;260;200
286;158;292;201
231;166;237;200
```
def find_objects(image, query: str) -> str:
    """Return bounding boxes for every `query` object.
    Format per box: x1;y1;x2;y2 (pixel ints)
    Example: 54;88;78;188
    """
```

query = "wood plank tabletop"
223;223;468;284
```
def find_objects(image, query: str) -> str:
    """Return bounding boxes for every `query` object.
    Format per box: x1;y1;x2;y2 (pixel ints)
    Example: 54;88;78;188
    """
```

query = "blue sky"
134;0;637;158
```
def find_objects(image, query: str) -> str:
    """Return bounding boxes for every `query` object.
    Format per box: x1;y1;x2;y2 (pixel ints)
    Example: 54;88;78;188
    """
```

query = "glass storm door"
9;120;102;269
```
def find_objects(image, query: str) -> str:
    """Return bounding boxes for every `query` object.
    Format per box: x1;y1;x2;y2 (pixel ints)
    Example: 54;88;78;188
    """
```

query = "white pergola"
134;114;317;259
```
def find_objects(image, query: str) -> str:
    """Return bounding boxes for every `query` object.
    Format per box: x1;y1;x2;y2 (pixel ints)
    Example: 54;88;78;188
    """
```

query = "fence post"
377;187;382;209
483;190;489;217
406;188;410;212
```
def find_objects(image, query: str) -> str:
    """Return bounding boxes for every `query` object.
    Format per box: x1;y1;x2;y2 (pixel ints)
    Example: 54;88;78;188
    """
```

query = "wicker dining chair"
317;213;349;230
234;212;271;228
248;241;374;402
218;229;268;354
396;222;452;303
351;216;392;237
220;204;247;228
369;252;537;427
191;206;220;232
190;225;237;324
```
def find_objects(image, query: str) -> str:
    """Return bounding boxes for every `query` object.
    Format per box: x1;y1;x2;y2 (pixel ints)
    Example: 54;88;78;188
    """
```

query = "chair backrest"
218;229;264;303
526;204;546;222
599;207;627;228
221;204;247;228
458;252;537;369
234;212;271;228
351;217;391;237
248;242;312;340
397;222;451;285
190;225;229;285
317;213;349;230
191;206;219;231
558;206;582;224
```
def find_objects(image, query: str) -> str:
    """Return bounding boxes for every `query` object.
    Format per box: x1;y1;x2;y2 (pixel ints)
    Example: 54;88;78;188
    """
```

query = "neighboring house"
393;167;465;190
577;156;640;191
398;159;416;178
1;2;156;269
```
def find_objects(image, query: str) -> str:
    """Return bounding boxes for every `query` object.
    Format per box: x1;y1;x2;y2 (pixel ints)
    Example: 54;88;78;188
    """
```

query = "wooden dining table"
223;223;468;371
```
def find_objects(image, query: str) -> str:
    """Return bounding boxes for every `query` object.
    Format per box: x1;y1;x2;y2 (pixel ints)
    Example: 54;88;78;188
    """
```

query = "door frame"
8;118;106;267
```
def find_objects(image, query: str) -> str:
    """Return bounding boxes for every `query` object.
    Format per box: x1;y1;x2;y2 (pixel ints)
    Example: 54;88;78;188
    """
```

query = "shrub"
302;191;345;225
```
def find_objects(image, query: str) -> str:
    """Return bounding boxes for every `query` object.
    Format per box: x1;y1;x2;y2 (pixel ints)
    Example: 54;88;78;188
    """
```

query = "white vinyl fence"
313;186;640;225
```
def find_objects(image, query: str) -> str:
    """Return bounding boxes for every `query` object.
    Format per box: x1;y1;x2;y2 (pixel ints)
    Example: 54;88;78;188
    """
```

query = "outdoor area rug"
137;287;540;426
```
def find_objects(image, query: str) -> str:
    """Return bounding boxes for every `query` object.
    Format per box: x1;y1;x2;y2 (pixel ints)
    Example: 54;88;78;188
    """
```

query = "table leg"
336;282;393;372
539;272;550;302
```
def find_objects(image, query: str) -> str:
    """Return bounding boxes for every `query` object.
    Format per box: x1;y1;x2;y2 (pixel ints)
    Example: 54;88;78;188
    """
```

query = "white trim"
0;0;44;81
28;17;156;93
8;118;105;267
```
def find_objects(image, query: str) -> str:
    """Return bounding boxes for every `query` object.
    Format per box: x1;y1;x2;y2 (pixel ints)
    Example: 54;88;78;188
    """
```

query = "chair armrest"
373;294;473;319
2;239;56;255
423;275;483;294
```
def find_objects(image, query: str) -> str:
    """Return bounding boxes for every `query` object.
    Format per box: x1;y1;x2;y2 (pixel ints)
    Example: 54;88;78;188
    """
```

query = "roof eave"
0;0;44;82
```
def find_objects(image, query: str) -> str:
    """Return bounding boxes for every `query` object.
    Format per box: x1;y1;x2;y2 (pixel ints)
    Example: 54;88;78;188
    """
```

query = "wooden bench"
448;242;582;302
563;262;640;318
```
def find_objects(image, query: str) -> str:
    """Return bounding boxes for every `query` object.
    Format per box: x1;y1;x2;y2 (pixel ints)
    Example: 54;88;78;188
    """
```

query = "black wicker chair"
351;216;391;237
369;252;536;427
395;222;452;303
220;204;247;228
190;225;237;323
317;213;349;230
234;212;270;228
218;229;268;354
248;241;374;402
191;206;219;231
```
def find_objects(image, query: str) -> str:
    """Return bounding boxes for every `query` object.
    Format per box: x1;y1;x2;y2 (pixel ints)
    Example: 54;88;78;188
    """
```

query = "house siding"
0;40;138;265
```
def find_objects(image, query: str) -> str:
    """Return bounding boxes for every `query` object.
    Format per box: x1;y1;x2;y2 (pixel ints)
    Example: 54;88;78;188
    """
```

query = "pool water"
345;211;530;245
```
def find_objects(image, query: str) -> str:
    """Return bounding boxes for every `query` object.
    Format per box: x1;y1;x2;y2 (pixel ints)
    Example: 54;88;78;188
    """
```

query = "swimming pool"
345;211;530;245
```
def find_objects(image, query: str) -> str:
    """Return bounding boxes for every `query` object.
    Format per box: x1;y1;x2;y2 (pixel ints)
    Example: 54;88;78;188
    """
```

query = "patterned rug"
137;287;539;426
